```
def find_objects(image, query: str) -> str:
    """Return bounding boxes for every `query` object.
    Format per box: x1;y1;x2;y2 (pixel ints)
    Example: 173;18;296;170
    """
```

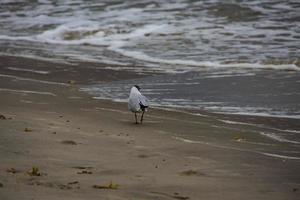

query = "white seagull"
128;85;149;124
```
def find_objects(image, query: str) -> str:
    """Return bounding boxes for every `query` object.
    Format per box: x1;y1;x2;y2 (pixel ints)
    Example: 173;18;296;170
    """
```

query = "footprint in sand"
77;170;93;174
61;140;77;145
150;192;190;200
27;180;80;190
72;166;93;174
0;114;12;120
6;168;20;174
72;166;93;170
180;169;207;177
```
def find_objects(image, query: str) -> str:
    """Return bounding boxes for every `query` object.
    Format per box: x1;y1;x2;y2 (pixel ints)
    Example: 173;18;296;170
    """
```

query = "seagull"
128;85;149;124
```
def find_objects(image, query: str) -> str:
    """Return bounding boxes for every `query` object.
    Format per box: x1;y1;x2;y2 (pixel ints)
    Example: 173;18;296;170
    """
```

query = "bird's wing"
139;95;149;107
128;88;141;111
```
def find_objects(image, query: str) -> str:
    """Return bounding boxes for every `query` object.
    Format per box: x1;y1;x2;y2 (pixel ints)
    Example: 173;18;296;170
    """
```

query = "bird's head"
134;85;141;91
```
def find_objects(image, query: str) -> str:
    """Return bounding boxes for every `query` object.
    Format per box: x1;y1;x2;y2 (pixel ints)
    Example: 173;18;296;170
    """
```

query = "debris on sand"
67;80;76;85
27;167;41;176
77;170;92;174
93;182;118;190
24;127;33;132
180;170;198;176
58;184;72;190
172;194;190;200
151;191;189;200
72;166;93;170
67;181;80;189
233;135;245;142
180;169;207;177
61;140;77;145
138;154;149;158
6;168;19;174
68;181;79;185
0;114;6;120
0;182;3;187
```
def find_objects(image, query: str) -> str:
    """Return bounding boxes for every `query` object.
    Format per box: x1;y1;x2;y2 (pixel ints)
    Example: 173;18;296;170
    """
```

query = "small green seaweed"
28;167;41;176
93;182;118;189
24;128;33;132
233;135;245;142
180;169;198;176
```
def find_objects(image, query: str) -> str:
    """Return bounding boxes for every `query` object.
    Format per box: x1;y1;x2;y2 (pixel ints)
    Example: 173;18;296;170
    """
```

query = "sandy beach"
0;55;300;200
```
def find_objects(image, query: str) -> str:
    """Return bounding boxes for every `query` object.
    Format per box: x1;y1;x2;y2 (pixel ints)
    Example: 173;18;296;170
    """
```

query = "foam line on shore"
7;67;50;74
173;136;300;160
219;119;256;126
260;132;300;145
0;74;69;86
0;88;56;96
0;53;72;65
213;110;300;120
261;152;300;160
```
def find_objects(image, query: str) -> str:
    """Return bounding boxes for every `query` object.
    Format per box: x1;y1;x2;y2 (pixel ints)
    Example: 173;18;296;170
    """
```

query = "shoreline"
2;54;300;127
1;55;300;199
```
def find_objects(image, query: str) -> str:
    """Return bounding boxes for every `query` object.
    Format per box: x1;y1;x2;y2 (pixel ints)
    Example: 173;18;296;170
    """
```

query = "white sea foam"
226;112;300;120
264;127;300;134
205;106;300;119
7;67;50;74
0;88;56;96
219;120;255;126
204;73;256;78
260;132;300;145
173;136;300;160
109;47;300;72
0;18;299;73
0;74;68;85
260;152;300;160
0;52;71;64
281;130;300;134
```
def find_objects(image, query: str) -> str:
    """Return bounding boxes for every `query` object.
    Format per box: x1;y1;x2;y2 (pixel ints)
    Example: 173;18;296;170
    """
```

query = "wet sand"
0;55;299;200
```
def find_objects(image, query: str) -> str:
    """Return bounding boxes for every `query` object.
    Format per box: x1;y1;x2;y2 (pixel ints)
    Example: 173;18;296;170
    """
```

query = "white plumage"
128;85;149;123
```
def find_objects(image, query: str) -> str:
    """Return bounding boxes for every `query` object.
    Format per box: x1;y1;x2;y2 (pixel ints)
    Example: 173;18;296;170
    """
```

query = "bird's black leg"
135;113;138;124
140;111;145;124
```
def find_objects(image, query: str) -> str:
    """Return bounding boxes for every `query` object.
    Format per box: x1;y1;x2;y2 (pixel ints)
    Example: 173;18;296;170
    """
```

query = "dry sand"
0;56;299;200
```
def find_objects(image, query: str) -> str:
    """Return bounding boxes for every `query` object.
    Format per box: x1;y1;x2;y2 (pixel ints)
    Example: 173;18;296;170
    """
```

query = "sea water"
1;0;300;119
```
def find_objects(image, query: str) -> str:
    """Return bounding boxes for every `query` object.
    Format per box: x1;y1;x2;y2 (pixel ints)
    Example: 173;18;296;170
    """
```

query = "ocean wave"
0;17;299;73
